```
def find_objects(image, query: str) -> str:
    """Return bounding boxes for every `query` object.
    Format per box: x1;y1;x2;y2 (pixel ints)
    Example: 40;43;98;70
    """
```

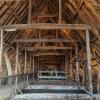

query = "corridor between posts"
0;0;100;100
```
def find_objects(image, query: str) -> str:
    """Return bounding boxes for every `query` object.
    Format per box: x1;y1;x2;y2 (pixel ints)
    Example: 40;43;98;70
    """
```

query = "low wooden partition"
38;71;67;80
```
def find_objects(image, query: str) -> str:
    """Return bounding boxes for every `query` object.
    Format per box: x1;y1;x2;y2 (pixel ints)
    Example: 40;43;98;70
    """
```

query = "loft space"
0;0;100;100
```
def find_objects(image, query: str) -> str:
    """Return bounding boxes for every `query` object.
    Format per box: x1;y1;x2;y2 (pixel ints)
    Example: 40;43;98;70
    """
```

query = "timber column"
75;43;79;83
86;29;93;93
0;29;3;84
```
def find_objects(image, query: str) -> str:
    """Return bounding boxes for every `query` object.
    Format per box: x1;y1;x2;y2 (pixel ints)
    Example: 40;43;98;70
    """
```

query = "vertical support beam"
65;55;68;77
75;44;79;82
70;50;73;80
37;59;39;78
30;55;32;73
82;63;86;85
24;50;28;84
97;63;100;93
28;0;32;23
59;0;62;23
86;29;93;93
15;43;19;94
24;50;27;74
33;55;35;80
4;51;13;85
0;30;3;82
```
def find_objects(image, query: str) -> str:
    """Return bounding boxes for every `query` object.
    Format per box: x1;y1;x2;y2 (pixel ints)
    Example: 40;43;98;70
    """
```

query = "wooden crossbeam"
0;23;93;30
24;46;73;51
14;38;78;43
35;53;65;56
0;0;26;1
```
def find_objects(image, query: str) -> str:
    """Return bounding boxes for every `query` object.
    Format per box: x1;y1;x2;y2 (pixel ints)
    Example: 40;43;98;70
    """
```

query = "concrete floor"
0;80;99;100
0;82;25;100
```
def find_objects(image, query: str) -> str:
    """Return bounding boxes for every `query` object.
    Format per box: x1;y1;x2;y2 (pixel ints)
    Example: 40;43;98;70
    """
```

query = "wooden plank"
24;46;73;51
14;38;78;43
0;23;92;30
86;29;93;93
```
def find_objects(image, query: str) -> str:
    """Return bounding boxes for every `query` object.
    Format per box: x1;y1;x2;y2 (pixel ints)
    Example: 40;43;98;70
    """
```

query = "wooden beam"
24;50;29;84
0;23;93;30
35;53;66;56
24;50;27;74
0;0;26;1
29;55;32;73
86;29;93;93
70;50;73;80
97;63;100;93
14;38;78;43
65;55;68;74
59;0;62;23
33;55;35;80
24;46;73;51
0;30;3;84
28;0;32;24
15;43;19;94
75;44;79;82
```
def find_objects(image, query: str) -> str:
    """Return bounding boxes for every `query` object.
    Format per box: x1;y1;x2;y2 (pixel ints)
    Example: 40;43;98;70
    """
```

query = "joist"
0;23;93;30
14;38;78;43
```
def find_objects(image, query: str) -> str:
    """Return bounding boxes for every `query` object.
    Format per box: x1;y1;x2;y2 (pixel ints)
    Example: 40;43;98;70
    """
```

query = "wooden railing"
38;71;67;79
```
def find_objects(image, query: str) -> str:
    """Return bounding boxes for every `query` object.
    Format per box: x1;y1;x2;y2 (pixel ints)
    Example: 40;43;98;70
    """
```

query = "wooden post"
82;63;86;85
70;50;73;80
28;0;32;23
0;29;3;84
59;0;62;23
97;63;100;93
75;44;79;82
30;55;32;73
86;29;93;93
24;50;28;84
24;50;27;74
15;43;19;94
33;55;35;80
65;55;68;77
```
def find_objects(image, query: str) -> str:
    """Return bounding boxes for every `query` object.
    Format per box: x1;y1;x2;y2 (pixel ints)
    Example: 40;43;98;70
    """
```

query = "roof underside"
0;0;100;61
